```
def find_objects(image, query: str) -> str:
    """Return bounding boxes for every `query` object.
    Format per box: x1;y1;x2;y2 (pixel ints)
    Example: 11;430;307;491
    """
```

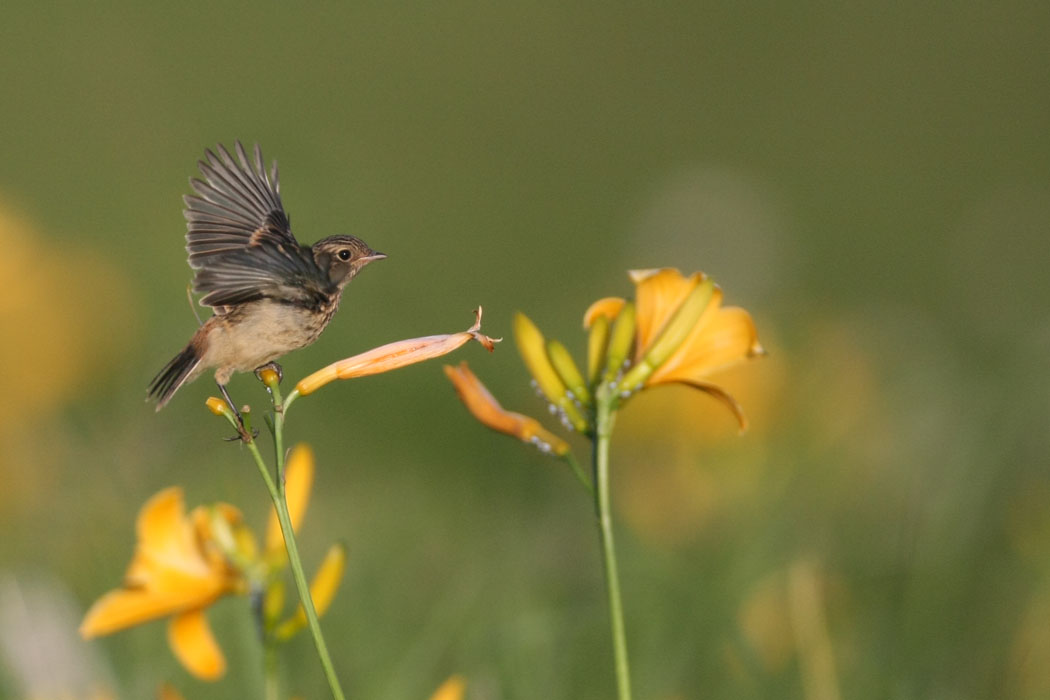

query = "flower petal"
649;303;763;385
630;268;704;358
663;379;750;433
429;675;467;700
168;609;226;681
296;308;499;395
266;444;315;556
276;542;348;639
582;297;625;329
125;488;213;587
444;362;570;455
80;585;220;638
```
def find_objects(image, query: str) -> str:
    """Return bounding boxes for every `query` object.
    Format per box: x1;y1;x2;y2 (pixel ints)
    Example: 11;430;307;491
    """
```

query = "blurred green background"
1;3;1048;699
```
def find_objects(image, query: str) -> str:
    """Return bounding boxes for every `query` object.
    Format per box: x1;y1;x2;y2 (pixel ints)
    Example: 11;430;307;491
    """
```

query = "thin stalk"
245;435;346;700
563;452;594;495
594;393;632;700
263;642;279;700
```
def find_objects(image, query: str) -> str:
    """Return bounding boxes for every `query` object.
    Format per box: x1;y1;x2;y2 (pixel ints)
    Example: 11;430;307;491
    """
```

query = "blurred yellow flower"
429;675;466;700
296;307;498;395
444;361;570;455
80;444;344;681
79;488;243;680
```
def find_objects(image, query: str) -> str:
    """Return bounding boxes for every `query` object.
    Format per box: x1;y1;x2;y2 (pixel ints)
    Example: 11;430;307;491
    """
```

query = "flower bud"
205;397;230;417
512;313;588;432
546;339;591;405
586;315;610;387
602;301;636;384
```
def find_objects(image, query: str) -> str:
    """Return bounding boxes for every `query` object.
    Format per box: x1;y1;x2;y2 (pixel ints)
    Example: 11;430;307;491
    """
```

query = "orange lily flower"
444;362;570;455
585;268;764;429
80;444;343;681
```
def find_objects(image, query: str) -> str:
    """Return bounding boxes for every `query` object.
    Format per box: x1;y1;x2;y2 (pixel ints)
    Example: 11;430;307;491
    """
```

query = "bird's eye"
337;249;351;261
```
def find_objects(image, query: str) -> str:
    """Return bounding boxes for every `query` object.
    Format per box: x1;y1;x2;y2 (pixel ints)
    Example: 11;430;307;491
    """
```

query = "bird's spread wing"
184;142;325;308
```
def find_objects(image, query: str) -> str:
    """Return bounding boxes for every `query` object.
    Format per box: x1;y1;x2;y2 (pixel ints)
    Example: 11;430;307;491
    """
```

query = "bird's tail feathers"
148;343;201;410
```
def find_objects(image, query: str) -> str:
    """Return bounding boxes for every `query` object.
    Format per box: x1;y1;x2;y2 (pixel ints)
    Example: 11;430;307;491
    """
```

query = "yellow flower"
444;362;570;455
296;307;499;395
79;488;243;680
429;675;466;700
586;268;764;429
80;444;344;681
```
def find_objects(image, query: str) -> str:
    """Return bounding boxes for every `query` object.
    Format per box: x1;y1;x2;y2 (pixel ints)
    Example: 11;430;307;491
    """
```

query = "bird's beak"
362;252;387;263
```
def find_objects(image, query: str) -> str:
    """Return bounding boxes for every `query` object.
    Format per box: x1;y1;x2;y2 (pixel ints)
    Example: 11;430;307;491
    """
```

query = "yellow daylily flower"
81;443;346;681
297;307;499;395
444;362;570;455
587;268;764;429
79;488;243;680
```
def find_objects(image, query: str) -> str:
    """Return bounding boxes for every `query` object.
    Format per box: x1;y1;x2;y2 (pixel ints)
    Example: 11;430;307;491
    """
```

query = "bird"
148;141;385;425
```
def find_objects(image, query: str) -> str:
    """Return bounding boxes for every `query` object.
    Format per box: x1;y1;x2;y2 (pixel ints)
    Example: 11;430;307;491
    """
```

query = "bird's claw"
223;425;259;443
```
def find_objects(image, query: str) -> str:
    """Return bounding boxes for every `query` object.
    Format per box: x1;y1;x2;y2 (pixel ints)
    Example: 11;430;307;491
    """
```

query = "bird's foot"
254;362;283;384
223;423;260;443
216;383;257;443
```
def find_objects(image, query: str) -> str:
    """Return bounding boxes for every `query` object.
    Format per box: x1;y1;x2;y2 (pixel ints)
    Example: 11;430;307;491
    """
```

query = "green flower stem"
263;642;279;700
563;452;594;496
593;390;632;700
243;389;346;700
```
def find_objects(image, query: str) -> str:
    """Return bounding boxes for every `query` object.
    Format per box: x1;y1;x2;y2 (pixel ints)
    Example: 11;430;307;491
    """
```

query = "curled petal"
168;609;226;681
296;308;499;396
582;297;626;329
444;362;570;456
665;379;750;433
266;444;315;557
630;268;705;358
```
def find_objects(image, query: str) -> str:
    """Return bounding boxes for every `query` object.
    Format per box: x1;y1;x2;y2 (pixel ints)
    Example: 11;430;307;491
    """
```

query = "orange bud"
444;362;570;456
205;397;229;416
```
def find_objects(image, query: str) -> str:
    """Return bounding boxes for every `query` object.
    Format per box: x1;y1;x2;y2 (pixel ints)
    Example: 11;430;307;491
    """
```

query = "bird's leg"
217;382;258;442
253;361;283;384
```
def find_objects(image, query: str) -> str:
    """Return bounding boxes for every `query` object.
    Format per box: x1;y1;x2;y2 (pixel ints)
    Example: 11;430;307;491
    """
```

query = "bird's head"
313;235;386;288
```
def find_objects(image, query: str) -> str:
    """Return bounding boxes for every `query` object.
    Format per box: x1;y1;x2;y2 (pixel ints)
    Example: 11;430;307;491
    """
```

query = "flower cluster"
79;445;343;680
446;268;764;454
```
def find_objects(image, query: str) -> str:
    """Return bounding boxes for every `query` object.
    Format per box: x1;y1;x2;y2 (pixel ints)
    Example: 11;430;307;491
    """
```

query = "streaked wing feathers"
183;142;320;308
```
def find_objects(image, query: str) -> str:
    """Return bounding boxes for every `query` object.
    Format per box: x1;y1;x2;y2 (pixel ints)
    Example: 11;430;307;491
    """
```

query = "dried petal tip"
205;397;230;416
467;306;500;352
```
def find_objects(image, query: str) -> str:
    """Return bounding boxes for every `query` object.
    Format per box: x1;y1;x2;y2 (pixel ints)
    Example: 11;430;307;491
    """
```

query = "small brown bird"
148;142;385;416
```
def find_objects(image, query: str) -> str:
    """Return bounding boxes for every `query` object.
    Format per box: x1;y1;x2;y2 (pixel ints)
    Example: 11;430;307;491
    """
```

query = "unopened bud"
546;340;591;406
602;302;636;384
